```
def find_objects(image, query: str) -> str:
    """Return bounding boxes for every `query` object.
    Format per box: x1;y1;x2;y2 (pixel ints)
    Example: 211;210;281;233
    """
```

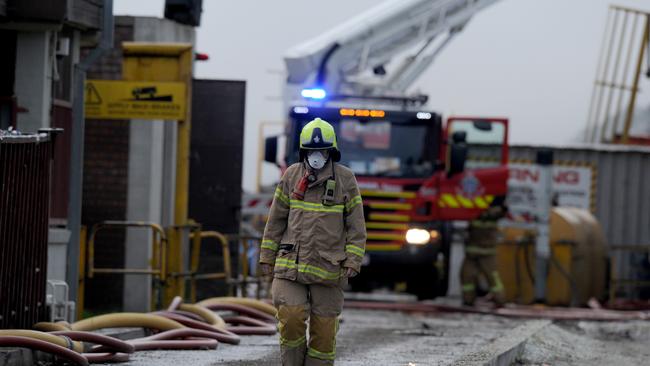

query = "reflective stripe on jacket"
259;161;367;286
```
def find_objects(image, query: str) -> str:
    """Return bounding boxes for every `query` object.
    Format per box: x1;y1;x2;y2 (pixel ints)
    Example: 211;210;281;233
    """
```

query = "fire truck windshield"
331;118;435;178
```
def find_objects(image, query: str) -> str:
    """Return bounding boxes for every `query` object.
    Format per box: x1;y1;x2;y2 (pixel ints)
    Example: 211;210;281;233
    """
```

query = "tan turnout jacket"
259;161;367;287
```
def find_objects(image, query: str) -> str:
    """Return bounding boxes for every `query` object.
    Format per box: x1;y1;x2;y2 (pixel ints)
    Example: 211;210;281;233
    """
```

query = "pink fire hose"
83;352;130;363
0;336;89;366
169;310;205;322
129;339;218;351
224;316;277;335
152;311;241;345
51;331;135;354
203;303;276;323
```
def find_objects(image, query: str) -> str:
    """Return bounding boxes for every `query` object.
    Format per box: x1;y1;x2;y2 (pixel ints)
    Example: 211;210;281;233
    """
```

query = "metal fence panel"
0;133;53;328
508;143;650;297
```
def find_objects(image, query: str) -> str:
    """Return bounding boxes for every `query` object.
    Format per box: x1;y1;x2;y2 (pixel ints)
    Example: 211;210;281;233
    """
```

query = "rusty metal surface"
0;134;53;328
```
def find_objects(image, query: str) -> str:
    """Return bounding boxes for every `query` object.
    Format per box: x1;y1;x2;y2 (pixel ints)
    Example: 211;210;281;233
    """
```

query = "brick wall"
81;17;133;312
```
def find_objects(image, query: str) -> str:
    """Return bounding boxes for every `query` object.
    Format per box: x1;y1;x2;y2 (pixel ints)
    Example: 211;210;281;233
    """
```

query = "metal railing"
236;235;265;299
87;221;168;308
585;5;650;144
187;231;233;303
608;244;650;302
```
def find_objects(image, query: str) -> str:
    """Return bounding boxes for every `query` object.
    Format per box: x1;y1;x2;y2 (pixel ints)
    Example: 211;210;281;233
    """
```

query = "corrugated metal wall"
508;143;650;297
0;133;53;329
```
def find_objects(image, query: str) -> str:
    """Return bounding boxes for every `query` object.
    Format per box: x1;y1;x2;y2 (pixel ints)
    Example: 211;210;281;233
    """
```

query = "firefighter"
259;118;367;365
460;205;506;306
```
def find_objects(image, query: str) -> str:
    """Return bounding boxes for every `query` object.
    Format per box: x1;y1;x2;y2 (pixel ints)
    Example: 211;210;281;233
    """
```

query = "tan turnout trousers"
272;278;344;366
460;215;505;305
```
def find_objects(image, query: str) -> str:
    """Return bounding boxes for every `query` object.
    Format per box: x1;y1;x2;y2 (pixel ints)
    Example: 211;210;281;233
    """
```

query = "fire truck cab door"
437;117;509;220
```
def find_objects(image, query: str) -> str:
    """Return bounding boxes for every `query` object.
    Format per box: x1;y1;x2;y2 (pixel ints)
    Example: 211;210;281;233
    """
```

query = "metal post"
534;149;553;303
67;0;114;304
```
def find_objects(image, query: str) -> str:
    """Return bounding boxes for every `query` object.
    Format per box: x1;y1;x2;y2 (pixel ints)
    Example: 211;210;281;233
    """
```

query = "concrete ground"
114;308;650;366
3;307;648;365
122;309;527;366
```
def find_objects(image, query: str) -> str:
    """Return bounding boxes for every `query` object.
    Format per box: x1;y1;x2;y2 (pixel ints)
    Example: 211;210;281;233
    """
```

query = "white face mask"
307;151;328;170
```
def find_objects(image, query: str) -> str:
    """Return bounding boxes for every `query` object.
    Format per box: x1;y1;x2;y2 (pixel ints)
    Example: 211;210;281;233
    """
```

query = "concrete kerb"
452;320;552;366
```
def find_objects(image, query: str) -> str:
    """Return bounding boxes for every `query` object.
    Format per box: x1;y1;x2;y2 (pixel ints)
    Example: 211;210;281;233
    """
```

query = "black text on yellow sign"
84;80;186;120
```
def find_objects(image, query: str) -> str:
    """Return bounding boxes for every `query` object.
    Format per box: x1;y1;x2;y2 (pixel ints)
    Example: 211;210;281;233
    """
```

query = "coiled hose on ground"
3;296;278;364
0;336;89;366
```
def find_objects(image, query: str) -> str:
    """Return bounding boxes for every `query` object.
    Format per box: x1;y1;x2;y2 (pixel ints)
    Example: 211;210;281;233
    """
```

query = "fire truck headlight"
406;228;430;245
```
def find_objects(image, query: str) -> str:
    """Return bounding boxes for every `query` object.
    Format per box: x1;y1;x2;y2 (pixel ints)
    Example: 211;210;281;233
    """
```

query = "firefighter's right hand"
260;263;274;276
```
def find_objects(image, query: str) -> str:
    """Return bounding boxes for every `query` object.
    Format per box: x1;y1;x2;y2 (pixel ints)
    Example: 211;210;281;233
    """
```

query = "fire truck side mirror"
264;136;279;166
448;131;467;177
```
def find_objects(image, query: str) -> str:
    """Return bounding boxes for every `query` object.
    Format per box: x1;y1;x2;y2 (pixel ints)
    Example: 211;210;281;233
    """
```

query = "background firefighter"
460;205;507;306
259;118;367;365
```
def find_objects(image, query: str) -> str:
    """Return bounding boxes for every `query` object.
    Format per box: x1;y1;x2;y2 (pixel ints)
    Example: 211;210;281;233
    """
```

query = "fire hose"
51;331;135;354
0;336;89;366
223;315;277;335
202;302;277;323
152;311;242;345
178;303;227;329
168;309;206;322
0;329;84;353
5;297;278;364
129;339;219;351
33;321;71;332
72;313;184;332
83;352;130;363
160;298;278;336
197;297;277;316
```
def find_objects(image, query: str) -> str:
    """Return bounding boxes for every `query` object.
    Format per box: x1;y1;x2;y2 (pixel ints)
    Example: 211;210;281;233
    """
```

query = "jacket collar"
304;160;334;188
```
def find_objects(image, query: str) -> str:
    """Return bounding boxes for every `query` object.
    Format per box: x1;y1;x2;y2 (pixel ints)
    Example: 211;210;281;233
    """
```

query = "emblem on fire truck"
459;172;484;198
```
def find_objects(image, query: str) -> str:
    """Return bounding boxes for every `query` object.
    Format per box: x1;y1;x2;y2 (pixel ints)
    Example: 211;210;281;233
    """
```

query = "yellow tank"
497;208;607;306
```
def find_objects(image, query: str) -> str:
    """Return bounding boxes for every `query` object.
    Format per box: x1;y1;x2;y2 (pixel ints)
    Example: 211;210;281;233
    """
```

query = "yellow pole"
621;15;649;144
121;42;194;305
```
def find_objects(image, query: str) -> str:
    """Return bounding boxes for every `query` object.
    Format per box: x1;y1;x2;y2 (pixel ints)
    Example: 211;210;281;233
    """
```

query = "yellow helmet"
299;118;340;161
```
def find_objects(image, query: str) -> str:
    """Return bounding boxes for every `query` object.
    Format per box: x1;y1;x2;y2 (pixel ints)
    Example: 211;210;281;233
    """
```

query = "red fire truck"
264;0;507;297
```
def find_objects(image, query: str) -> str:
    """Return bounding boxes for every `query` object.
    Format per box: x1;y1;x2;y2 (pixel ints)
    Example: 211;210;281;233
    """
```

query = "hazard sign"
84;80;186;120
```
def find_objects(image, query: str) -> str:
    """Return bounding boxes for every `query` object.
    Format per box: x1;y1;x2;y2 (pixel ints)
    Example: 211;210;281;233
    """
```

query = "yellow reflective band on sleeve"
275;258;341;280
470;220;498;228
465;246;496;255
345;195;363;211
261;239;278;251
274;186;290;206
345;244;365;257
280;335;306;348
275;258;297;270
491;271;504;293
462;283;476;292
289;200;344;213
307;347;336;361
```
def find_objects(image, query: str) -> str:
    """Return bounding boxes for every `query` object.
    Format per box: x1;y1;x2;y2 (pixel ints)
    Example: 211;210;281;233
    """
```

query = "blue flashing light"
301;88;327;100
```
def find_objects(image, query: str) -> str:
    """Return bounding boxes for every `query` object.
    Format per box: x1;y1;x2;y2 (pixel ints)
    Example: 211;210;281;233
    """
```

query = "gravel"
517;321;650;366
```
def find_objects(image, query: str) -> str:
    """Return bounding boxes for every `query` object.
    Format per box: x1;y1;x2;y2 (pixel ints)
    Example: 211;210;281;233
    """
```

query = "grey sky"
115;0;650;191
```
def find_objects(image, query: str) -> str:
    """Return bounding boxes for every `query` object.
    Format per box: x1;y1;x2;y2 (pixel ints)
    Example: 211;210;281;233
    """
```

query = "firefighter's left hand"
345;267;358;278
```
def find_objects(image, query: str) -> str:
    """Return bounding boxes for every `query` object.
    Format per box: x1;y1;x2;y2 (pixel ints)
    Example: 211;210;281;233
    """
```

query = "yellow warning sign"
84;80;186;120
